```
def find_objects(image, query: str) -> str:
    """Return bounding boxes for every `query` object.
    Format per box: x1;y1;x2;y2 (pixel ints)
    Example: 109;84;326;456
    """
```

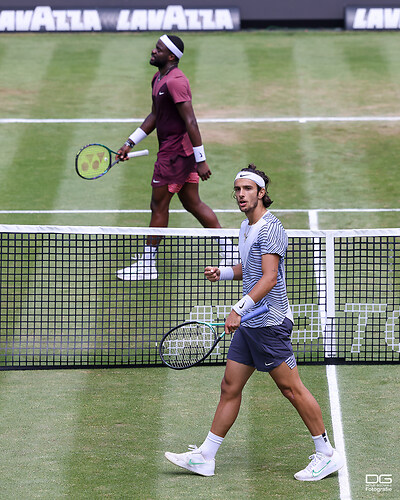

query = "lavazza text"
0;5;239;32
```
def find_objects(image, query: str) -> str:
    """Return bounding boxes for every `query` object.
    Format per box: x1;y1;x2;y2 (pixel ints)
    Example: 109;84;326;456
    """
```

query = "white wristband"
129;128;147;145
193;145;206;163
219;267;234;281
232;294;255;316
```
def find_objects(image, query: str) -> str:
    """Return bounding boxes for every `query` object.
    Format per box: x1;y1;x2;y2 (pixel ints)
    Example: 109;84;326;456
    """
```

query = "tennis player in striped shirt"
165;164;344;481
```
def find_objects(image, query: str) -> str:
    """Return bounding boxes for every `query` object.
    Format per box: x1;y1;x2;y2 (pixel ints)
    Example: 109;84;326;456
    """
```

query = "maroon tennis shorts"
152;153;197;189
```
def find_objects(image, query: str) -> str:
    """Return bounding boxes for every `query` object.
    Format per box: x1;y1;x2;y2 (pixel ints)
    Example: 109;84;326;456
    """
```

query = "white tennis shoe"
164;445;215;477
294;449;344;481
116;255;158;281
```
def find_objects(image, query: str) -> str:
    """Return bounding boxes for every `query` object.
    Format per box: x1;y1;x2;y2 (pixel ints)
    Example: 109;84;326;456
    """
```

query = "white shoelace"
305;452;325;471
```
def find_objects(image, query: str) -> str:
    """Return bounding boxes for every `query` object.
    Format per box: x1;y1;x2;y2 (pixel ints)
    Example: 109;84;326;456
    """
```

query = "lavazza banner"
0;4;240;32
346;5;400;29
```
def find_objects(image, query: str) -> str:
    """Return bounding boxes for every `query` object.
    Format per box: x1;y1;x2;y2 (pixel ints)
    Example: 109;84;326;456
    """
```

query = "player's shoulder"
171;67;187;78
167;67;189;85
262;211;283;225
259;212;286;235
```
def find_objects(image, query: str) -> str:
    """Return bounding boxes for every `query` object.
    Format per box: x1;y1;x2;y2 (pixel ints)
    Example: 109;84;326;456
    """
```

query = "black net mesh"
0;227;399;369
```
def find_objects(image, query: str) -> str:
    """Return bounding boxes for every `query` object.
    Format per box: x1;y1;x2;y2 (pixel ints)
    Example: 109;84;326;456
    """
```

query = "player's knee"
150;199;168;214
220;375;240;400
220;376;230;395
281;388;295;401
179;192;203;213
279;381;308;402
277;383;295;401
180;198;199;214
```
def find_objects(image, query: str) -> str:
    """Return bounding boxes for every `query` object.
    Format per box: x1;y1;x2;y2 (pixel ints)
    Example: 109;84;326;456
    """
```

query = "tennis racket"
75;143;149;180
159;304;269;370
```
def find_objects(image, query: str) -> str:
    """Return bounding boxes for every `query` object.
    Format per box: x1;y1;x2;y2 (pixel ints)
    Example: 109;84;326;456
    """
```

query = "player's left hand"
197;161;211;181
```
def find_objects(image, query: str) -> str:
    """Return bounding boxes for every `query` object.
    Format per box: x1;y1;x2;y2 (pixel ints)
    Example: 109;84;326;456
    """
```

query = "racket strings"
160;323;217;368
76;145;111;179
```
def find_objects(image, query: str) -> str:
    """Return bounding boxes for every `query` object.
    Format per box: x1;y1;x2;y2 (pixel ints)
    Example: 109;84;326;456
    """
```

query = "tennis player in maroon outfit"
116;35;238;280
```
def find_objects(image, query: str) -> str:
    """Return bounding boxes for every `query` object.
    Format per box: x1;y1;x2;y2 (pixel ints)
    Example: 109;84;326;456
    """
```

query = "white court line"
326;365;352;500
2;116;400;124
309;212;352;500
0;208;399;215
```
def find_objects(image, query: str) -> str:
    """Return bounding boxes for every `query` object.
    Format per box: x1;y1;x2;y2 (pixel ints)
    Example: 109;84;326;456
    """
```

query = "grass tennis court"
0;31;399;499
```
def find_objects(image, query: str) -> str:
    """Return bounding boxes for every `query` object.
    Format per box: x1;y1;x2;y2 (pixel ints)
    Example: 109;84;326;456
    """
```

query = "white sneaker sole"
294;454;344;481
116;273;158;281
164;452;215;477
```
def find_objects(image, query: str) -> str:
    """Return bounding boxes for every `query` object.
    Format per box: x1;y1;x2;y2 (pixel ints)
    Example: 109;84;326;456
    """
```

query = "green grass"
0;366;398;499
0;30;400;500
0;31;400;228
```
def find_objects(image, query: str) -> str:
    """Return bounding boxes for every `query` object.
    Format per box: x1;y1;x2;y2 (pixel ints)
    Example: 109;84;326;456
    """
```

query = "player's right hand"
225;309;241;335
204;266;220;282
116;144;132;161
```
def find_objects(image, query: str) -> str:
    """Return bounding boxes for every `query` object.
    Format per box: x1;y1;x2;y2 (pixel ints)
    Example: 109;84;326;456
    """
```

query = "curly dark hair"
238;164;273;208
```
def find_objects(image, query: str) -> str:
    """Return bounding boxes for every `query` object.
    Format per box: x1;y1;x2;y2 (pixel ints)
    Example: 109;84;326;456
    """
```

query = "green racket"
75;143;149;180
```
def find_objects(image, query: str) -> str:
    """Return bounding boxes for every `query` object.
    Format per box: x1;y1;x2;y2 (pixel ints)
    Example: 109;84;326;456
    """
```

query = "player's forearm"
124;113;155;150
247;274;277;303
232;274;276;317
186;120;202;147
232;263;243;280
139;113;156;136
188;124;207;167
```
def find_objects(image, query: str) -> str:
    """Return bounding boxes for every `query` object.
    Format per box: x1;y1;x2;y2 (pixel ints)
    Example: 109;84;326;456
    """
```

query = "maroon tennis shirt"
151;67;197;185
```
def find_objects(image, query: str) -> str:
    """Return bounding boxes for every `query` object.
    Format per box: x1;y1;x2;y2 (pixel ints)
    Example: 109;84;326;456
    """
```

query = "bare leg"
178;182;222;229
269;362;325;436
210;360;255;437
146;185;174;246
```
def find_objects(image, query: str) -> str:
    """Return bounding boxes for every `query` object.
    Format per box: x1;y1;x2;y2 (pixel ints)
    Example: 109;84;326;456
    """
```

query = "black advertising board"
1;1;399;30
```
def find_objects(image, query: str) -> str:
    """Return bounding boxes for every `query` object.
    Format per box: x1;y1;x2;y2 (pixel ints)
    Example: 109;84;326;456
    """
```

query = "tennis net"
0;225;399;369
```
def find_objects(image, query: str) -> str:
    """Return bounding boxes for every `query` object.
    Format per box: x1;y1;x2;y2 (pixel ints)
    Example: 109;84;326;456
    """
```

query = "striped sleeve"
258;221;288;257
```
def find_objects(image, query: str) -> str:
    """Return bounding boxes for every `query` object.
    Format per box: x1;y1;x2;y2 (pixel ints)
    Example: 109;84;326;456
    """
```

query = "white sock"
143;245;157;262
199;431;224;461
312;430;334;456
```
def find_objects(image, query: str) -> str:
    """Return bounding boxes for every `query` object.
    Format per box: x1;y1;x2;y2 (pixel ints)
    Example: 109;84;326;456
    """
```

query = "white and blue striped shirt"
238;211;292;327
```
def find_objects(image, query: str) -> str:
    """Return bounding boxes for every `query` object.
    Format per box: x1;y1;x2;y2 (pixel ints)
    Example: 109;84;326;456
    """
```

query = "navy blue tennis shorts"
227;317;296;372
